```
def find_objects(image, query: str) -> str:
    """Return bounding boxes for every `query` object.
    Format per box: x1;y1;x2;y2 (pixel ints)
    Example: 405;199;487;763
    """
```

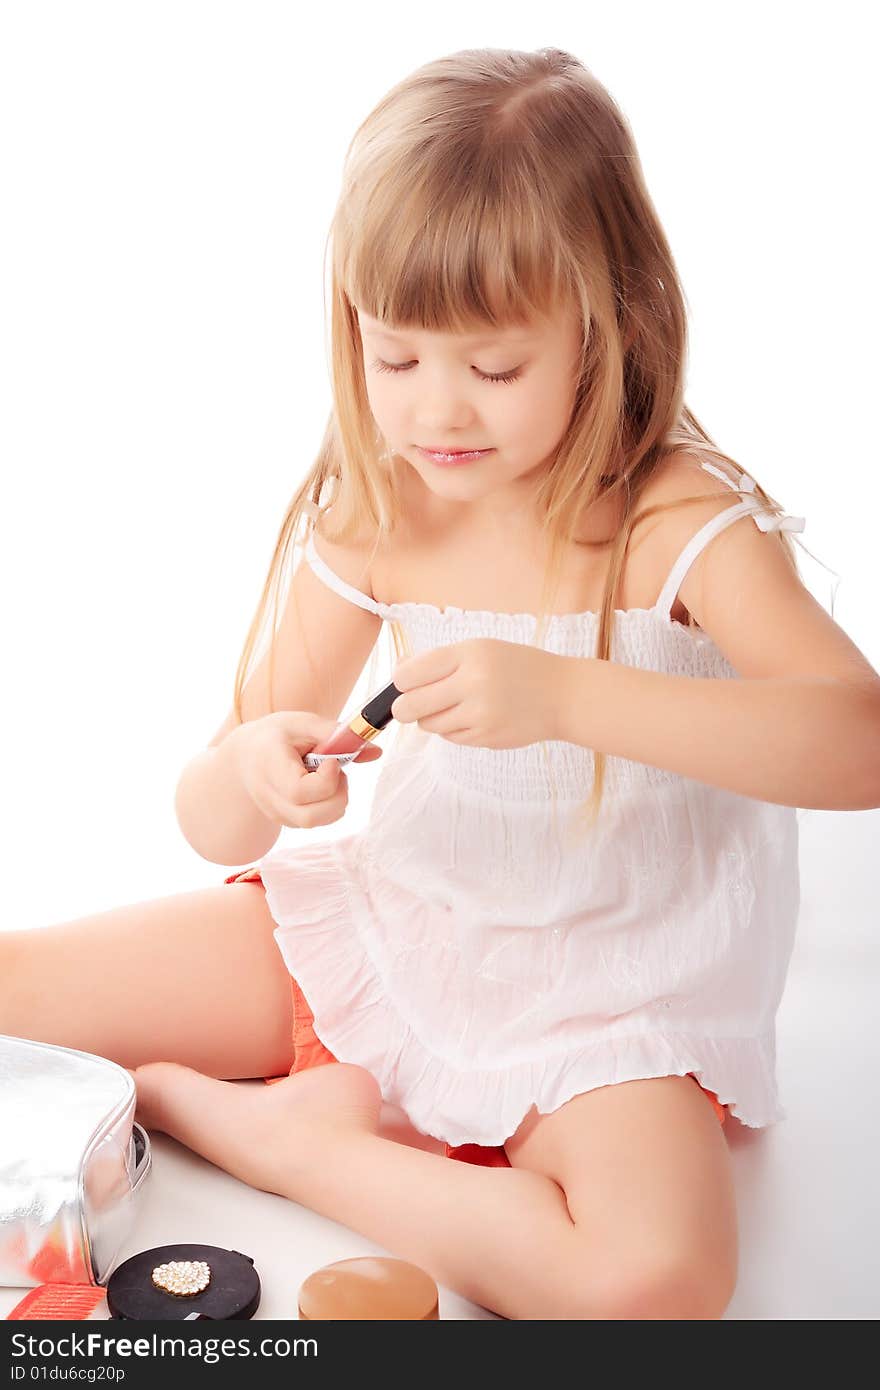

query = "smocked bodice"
373;602;739;801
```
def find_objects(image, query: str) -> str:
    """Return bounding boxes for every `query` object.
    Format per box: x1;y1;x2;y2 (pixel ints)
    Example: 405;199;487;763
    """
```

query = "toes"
131;1063;288;1193
134;1063;224;1143
132;1061;184;1133
130;1060;385;1200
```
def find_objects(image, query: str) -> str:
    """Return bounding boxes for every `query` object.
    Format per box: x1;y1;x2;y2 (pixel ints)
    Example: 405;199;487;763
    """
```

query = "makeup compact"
297;1256;439;1320
303;679;401;770
106;1243;261;1320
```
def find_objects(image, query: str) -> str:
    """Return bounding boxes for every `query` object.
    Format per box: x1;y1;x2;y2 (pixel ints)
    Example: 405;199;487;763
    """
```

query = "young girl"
5;47;879;1322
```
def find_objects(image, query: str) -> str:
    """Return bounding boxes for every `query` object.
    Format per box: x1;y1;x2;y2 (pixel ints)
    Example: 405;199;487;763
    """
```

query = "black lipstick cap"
360;679;402;732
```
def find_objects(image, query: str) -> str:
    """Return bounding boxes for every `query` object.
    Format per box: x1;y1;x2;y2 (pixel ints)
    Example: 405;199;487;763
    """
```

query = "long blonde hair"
232;46;816;829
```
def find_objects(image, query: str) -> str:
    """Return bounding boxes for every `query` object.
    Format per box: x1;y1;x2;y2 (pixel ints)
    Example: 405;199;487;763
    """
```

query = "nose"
413;364;481;434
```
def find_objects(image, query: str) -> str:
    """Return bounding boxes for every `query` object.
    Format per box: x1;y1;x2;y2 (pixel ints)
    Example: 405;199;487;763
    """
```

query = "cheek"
363;380;395;426
530;374;577;434
501;387;557;442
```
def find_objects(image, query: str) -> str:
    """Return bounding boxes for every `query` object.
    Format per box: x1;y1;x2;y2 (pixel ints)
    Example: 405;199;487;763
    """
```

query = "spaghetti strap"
300;459;806;627
654;460;806;622
302;529;384;617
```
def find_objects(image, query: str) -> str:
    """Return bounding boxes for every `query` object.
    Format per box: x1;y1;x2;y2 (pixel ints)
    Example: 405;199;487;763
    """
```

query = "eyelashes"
370;358;523;385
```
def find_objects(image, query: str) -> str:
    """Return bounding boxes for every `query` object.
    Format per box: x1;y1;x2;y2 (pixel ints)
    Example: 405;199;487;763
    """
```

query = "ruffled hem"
258;836;785;1147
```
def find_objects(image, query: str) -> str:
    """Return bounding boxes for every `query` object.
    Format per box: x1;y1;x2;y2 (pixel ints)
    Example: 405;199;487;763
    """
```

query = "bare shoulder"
635;448;754;539
312;506;383;599
635;448;725;511
623;449;739;622
635;447;768;625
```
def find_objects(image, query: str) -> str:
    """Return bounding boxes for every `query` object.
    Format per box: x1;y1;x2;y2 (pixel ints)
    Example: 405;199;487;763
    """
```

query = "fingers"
295;756;343;802
354;744;383;761
292;758;347;827
265;747;380;830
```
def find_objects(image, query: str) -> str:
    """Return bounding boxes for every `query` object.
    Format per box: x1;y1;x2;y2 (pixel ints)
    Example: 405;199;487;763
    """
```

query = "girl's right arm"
174;723;283;866
174;524;384;866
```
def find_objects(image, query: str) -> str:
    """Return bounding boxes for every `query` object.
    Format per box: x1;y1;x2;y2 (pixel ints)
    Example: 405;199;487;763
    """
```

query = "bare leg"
0;884;296;1077
133;1060;588;1320
0;884;445;1152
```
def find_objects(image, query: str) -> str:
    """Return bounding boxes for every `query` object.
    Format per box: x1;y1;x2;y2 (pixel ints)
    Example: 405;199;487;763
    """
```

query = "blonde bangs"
333;144;573;337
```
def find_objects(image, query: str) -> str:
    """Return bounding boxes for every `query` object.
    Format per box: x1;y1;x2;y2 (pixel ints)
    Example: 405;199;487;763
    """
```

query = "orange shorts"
224;866;727;1167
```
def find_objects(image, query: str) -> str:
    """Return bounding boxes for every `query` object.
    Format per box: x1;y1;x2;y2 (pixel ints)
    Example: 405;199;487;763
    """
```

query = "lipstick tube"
302;679;401;771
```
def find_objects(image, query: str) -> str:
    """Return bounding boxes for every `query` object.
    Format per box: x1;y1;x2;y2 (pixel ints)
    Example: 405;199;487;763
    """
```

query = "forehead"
354;308;541;345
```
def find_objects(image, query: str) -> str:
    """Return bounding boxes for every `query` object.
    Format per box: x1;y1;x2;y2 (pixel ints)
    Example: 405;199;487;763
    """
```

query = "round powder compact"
106;1243;260;1320
298;1256;439;1320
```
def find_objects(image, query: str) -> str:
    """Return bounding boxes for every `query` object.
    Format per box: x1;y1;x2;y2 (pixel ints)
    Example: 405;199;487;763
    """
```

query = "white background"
2;3;876;923
0;1;878;1318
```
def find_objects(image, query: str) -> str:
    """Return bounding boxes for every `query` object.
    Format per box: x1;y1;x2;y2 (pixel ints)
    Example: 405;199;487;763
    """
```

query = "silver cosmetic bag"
0;1034;151;1288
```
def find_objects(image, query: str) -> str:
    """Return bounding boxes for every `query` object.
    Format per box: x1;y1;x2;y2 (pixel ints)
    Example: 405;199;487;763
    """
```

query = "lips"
417;446;494;466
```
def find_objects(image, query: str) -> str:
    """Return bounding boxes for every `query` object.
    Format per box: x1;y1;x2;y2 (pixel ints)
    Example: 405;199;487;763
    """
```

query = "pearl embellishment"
151;1260;212;1296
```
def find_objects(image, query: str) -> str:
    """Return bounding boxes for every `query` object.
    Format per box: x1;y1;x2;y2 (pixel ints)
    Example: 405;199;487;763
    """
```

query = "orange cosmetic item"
6;1284;107;1320
297;1256;439;1320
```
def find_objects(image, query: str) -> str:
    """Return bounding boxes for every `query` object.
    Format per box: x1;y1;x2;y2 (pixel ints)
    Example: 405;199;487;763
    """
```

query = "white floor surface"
2;807;878;1320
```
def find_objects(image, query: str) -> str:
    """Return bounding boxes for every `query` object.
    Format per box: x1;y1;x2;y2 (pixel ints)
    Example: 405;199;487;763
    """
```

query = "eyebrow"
360;325;537;346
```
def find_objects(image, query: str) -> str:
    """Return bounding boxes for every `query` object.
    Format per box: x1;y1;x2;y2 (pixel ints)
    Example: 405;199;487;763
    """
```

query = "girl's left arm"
555;512;880;812
556;660;880;811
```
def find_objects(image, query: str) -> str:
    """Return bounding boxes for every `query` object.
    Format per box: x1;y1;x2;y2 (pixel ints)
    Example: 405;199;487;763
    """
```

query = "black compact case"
106;1243;261;1320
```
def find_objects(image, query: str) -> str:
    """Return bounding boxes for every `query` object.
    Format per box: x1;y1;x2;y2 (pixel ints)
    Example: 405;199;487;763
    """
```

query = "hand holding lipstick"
229;710;383;831
390;638;570;750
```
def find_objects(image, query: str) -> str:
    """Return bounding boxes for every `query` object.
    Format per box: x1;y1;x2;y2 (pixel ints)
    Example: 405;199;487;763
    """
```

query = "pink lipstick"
302;678;401;771
417;446;493;466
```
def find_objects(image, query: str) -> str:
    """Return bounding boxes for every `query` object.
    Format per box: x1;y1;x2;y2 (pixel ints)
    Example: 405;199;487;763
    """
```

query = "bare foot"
132;1061;382;1198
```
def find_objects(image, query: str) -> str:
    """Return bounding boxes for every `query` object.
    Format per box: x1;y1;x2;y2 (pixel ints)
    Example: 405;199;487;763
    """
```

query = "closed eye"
370;357;523;385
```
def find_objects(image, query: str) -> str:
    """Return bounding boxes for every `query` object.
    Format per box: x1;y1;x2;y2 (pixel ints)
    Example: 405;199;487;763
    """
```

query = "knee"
575;1250;737;1320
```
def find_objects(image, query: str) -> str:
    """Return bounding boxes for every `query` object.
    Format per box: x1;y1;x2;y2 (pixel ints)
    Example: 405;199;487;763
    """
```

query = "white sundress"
255;459;808;1146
